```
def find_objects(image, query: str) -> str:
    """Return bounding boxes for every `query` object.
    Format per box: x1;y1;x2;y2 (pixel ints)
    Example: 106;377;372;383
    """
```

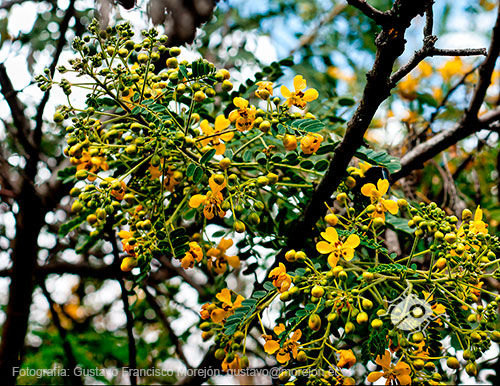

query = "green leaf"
76;234;100;253
263;281;275;291
186;163;196;177
279;57;294;67
291;119;325;133
315;142;338;155
178;64;188;80
170;228;186;238
200;148;216;164
355;146;401;174
57;166;77;184
192;166;203;183
252;290;267;299
58;210;92;237
314;159;329;171
416;92;438;107
212;230;226;237
386;213;414;235
338;97;356;106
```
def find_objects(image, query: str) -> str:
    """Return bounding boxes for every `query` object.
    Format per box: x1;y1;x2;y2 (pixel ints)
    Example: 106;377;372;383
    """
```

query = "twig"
346;0;391;26
390;40;486;86
33;0;76;146
290;3;347;55
144;286;192;369
108;230;138;386
393;4;500;181
39;279;83;386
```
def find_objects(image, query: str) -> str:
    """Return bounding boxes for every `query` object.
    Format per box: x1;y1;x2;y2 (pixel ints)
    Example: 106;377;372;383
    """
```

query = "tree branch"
392;4;500;181
108;230;137;386
33;0;75;146
39;279;83;386
144;286;192;369
346;0;391;26
267;0;433;271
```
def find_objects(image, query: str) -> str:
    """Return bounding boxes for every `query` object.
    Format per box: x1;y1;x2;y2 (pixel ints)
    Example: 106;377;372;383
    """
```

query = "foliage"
33;17;500;385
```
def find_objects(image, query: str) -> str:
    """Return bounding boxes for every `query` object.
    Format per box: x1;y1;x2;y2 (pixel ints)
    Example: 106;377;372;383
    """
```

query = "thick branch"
269;0;432;270
392;109;500;181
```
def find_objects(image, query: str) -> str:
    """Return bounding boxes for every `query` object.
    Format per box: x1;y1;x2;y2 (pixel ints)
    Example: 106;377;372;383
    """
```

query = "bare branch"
33;0;75;146
108;230;137;386
390;39;486;86
144;286;192;369
39;279;83;386
392;5;500;181
0;64;35;155
290;4;347;55
346;0;391;26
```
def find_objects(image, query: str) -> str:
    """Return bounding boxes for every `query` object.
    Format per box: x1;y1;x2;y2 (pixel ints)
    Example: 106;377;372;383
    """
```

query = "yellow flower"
76;150;109;181
283;134;298;151
189;176;227;220
361;179;398;219
207;238;240;274
268;262;292;293
316;227;360;268
210;288;245;323
180;241;203;269
337;349;356;369
422;291;446;315
118;230;136;255
255;81;273;99
228;97;257;131
199;115;233;155
120;257;138;272
326;66;355;82
281;75;319;109
438;57;466;82
263;324;302;364
222;353;241;371
417;61;433;77
300;132;323;154
349;161;372;178
106;178;127;200
470;205;488;234
367;350;412;385
148;163;182;192
398;73;419;101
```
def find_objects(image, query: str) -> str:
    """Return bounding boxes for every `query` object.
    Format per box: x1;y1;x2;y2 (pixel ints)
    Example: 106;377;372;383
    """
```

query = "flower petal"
367;372;384;383
189;194;207;208
293;75;306;92
324;227;339;243
303;88;319;102
280;85;291;98
377;179;389;196
344;234;360;248
361;183;376;197
328;253;339;268
382;199;399;215
211;308;226;323
215;114;231;131
316;241;334;254
264;340;280;354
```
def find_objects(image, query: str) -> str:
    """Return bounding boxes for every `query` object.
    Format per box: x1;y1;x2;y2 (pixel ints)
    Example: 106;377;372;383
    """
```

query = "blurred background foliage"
0;0;499;384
